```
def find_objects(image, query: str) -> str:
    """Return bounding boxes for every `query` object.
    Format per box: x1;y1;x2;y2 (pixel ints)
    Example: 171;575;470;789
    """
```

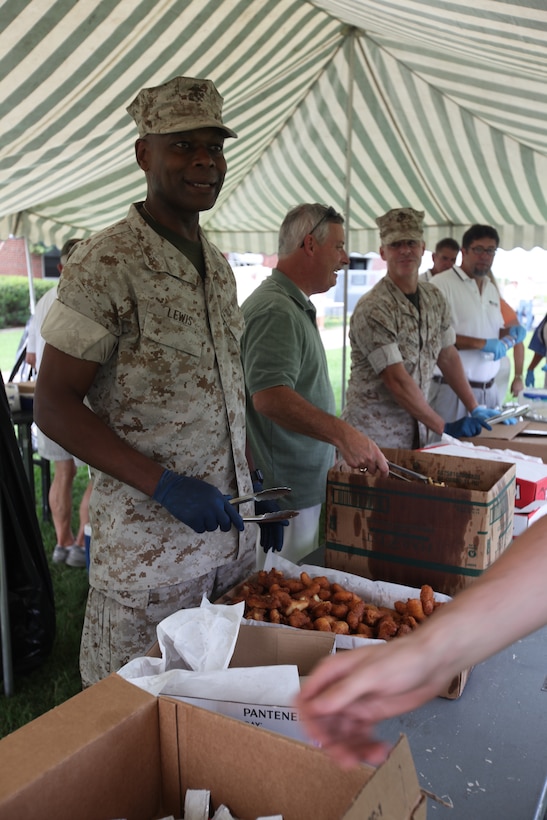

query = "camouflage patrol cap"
60;238;83;265
127;76;237;138
376;207;424;245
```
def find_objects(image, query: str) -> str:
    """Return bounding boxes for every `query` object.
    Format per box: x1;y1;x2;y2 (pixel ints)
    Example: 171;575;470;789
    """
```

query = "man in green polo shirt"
241;203;388;568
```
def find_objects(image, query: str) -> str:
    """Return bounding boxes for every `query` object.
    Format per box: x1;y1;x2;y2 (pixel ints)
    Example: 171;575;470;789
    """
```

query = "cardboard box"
325;448;516;596
218;556;469;699
510;460;547;508
513;501;547;536
462;419;547;460
148;624;336;741
6;381;36;413
15;380;35;411
0;674;426;820
423;441;547;510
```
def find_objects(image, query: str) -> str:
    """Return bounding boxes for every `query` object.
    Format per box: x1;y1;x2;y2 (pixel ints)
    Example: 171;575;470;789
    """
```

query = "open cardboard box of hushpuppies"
215;553;469;699
0;673;427;820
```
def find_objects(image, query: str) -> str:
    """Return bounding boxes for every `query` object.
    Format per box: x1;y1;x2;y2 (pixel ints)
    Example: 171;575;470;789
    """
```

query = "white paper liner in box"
156;596;243;672
117;595;301;703
260;552;452;650
423;436;543;464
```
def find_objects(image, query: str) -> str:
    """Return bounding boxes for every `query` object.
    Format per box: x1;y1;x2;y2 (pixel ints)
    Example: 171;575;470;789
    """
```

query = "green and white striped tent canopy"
1;0;546;254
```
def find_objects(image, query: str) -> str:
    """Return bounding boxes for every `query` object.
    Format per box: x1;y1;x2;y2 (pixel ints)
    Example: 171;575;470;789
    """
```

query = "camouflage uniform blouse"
42;204;254;592
341;275;455;448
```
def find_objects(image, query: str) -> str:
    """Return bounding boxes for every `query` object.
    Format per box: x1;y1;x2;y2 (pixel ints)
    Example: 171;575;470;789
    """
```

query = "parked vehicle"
327;253;384;314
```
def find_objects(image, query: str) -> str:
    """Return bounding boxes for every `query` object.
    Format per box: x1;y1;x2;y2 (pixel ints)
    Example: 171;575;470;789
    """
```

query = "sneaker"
52;544;69;564
66;545;87;568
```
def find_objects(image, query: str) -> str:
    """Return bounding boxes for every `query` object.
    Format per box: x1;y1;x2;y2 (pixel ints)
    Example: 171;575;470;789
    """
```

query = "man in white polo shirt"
430;224;525;422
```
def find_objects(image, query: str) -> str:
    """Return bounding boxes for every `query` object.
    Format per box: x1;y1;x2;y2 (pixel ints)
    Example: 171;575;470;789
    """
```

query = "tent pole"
24;237;36;316
12;212;36;316
0;493;14;697
341;28;357;410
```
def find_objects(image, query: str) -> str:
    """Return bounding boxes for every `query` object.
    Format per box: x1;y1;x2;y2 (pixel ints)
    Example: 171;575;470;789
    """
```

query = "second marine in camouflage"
342;207;491;448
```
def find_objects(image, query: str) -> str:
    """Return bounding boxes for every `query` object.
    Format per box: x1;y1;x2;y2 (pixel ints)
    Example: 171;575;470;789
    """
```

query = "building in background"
0;237;60;280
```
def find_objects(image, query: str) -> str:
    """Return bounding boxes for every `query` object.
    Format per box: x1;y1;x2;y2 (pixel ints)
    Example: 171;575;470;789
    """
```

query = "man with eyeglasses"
430;224;526;424
342;208;489;449
241;203;389;568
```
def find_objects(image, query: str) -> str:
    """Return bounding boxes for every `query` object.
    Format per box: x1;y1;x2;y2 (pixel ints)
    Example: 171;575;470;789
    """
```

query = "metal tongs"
240;509;300;522
485;404;529;425
230;487;291;505
386;461;430;484
229;486;299;522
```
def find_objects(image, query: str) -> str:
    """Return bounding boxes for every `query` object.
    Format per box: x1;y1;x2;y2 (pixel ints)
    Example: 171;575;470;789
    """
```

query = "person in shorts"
26;239;91;567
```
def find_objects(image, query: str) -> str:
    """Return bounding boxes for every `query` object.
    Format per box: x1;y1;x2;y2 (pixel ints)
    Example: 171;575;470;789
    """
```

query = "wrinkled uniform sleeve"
42;301;117;363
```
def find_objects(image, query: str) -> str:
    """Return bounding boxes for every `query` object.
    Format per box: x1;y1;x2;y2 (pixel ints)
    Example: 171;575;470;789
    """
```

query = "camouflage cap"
376;207;424;245
127;76;237;138
60;238;83;265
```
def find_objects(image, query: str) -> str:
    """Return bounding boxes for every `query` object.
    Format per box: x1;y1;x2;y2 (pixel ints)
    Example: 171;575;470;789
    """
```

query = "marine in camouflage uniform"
342;275;455;448
341;207;481;449
37;76;257;686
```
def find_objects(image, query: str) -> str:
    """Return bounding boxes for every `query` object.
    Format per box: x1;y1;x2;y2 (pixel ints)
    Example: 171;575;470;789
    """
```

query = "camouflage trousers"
80;554;255;688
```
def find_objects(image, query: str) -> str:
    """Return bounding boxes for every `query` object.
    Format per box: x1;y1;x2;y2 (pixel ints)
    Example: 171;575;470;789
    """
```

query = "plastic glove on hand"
250;482;288;552
482;338;512;360
507;324;527;344
542;363;547;373
471;405;499;423
152;469;244;533
444;416;490;438
501;416;518;425
255;499;289;552
525;370;535;387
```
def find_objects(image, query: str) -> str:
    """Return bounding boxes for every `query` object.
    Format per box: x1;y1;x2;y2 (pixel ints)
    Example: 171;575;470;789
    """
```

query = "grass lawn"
0;465;89;738
0;328;90;738
0;326;25;379
1;329;89;737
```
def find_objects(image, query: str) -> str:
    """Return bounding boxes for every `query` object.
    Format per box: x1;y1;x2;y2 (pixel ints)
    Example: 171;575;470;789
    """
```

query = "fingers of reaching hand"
300;712;391;768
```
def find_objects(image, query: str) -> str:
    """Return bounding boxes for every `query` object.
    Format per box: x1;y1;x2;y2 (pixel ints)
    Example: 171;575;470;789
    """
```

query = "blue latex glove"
542;363;547;372
253;481;289;553
525;370;535;387
501;416;518;425
507;324;527;344
471;405;499;423
152;469;244;534
444;416;490;438
482;337;513;360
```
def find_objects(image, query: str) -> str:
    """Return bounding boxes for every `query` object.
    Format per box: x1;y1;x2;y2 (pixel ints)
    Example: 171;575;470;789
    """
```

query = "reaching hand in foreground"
296;514;547;768
295;629;452;768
